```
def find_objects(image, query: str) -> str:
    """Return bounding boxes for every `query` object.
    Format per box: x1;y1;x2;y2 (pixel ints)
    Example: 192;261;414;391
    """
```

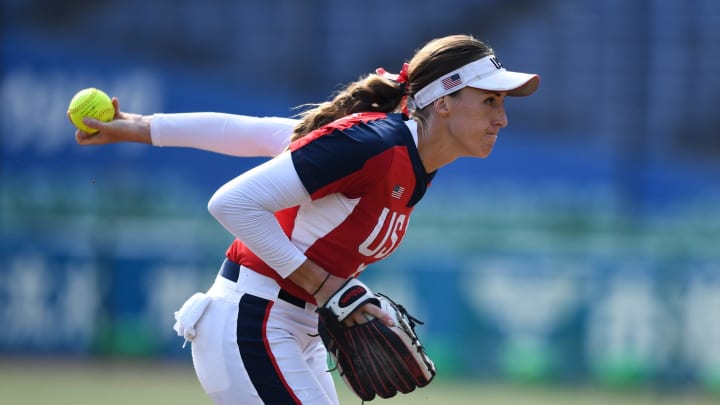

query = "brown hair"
290;34;494;141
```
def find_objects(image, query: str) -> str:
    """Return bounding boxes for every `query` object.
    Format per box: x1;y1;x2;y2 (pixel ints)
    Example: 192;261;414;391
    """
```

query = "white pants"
191;265;339;405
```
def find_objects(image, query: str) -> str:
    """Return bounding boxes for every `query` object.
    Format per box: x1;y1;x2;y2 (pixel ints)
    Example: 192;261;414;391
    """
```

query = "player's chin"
474;140;497;158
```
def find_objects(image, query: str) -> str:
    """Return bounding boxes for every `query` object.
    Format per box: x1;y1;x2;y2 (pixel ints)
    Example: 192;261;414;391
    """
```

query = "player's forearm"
151;113;295;157
287;260;344;306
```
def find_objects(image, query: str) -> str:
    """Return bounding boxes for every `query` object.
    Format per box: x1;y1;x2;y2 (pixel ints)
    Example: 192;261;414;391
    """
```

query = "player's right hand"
73;97;153;145
344;302;394;327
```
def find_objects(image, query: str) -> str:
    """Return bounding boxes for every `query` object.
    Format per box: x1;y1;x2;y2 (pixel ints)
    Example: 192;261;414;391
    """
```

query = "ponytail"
290;74;405;142
291;35;493;142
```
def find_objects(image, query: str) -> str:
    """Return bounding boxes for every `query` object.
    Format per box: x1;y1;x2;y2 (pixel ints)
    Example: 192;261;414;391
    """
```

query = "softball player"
76;34;539;404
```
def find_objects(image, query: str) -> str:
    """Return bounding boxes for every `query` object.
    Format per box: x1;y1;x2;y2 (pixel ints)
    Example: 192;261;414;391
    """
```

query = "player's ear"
433;96;450;117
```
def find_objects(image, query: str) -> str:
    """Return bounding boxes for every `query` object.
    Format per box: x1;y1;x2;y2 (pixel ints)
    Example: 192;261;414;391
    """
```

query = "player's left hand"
317;281;436;401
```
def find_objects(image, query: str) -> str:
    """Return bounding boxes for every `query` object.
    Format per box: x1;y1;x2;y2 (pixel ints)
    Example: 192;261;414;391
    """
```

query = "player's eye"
484;93;505;106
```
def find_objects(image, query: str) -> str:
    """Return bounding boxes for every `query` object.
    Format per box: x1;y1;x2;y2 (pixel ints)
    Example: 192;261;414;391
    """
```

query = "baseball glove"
317;279;436;401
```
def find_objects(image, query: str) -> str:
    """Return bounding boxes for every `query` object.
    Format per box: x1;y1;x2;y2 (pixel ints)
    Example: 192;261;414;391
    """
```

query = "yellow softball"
67;88;115;134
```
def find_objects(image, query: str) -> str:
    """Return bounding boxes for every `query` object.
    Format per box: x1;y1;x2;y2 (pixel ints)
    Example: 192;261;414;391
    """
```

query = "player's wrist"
288;259;341;306
318;278;378;319
312;274;346;307
123;114;152;143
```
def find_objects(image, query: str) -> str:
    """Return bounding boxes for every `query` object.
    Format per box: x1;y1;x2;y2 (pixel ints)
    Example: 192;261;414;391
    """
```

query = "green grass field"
0;358;716;405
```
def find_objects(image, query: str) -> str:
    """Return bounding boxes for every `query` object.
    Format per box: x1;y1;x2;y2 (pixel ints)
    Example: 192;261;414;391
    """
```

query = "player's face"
445;88;508;158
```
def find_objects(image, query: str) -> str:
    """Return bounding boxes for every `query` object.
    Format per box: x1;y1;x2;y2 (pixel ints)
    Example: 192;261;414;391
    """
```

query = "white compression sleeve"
150;113;296;157
207;151;309;278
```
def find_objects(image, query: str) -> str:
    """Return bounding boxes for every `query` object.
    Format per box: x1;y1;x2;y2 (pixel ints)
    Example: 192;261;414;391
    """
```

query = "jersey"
226;113;435;304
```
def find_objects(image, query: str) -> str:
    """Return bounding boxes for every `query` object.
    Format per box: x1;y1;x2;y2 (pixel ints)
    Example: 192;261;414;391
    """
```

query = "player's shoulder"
290;112;410;152
342;113;411;146
319;112;405;137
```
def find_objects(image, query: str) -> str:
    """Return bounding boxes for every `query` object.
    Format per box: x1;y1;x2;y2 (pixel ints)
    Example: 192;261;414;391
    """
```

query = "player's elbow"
207;194;220;220
207;187;234;223
208;184;260;225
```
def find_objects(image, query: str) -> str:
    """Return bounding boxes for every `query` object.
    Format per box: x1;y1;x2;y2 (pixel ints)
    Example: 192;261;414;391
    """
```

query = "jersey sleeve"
290;124;392;200
207;151;310;278
150;112;295;157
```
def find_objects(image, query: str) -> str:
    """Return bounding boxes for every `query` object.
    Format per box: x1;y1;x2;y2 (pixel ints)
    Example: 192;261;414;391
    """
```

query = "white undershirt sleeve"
150;113;296;157
207;151;309;278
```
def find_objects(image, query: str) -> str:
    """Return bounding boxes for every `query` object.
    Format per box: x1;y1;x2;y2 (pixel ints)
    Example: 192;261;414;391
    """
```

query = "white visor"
410;55;540;110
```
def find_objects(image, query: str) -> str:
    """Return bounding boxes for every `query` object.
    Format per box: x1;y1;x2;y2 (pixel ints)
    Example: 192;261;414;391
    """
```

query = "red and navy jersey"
227;113;435;303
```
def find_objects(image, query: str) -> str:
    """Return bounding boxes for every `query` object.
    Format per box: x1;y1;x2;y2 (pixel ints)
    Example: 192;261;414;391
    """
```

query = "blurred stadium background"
2;0;719;404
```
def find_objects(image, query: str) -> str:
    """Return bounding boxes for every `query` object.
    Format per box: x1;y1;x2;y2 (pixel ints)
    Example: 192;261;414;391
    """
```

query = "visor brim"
466;70;540;97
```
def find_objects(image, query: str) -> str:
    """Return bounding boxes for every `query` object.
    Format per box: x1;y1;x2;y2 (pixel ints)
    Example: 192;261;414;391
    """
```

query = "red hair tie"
375;63;409;86
397;62;409;85
375;63;411;116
